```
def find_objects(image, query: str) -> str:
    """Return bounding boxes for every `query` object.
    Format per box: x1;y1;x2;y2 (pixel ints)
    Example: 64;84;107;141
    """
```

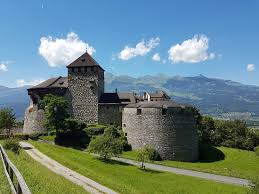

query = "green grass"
29;140;248;194
122;146;259;180
5;149;88;194
39;135;55;142
0;156;12;194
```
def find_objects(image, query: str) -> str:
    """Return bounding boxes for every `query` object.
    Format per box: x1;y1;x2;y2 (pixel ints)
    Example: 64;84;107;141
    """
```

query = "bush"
55;131;90;149
255;146;259;157
64;118;86;132
3;139;21;154
84;124;106;137
13;134;28;140
29;132;47;140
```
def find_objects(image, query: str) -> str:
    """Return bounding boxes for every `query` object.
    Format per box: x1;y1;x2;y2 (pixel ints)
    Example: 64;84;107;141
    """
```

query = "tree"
198;116;216;144
41;94;69;132
88;126;124;160
0;108;16;136
136;145;160;169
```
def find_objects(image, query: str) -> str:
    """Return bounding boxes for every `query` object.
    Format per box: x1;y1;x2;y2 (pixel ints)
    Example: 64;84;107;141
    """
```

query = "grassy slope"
122;147;259;180
6;150;88;194
30;140;248;194
0;157;11;194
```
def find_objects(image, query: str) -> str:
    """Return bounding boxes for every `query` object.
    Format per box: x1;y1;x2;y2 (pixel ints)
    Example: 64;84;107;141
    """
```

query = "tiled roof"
29;76;68;90
66;52;104;71
99;92;137;104
125;101;192;108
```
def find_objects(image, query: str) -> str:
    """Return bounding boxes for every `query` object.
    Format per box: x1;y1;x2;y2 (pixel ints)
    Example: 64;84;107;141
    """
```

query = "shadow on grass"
97;158;131;166
138;168;162;174
198;144;225;163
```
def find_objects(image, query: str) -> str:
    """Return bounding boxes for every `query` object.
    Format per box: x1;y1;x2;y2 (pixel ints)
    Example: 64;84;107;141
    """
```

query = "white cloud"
152;53;161;61
39;32;96;67
247;64;255;72
16;79;45;87
118;37;160;60
0;63;8;72
168;34;215;63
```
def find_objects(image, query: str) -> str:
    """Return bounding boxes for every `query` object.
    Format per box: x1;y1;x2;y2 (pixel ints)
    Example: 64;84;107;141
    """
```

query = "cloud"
247;64;255;72
168;34;215;63
0;63;8;72
16;79;45;87
152;53;161;61
39;32;95;67
118;37;160;60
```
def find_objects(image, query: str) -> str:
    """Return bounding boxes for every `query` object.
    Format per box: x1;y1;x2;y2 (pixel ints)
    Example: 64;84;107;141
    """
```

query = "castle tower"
67;52;104;123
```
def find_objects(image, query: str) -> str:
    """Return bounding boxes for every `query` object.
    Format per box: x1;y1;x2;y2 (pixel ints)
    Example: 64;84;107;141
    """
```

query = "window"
124;133;127;137
162;108;167;115
123;124;126;127
137;109;142;115
110;122;113;125
78;67;81;73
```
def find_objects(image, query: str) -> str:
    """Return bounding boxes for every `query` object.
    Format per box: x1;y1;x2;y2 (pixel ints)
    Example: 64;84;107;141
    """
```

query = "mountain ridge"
1;74;259;120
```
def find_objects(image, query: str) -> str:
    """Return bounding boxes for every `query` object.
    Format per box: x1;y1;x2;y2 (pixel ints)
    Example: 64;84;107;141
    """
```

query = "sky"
0;0;258;87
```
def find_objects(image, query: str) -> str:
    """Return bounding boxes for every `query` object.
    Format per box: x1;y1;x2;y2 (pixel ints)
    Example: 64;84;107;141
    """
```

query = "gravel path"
112;157;251;187
19;142;118;194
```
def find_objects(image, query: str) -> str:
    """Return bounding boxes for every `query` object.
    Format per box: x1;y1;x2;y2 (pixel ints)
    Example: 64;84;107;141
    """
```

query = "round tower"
122;101;199;161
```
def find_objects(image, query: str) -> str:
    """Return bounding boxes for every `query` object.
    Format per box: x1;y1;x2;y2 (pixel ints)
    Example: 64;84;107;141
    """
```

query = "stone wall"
98;104;122;126
23;105;46;134
122;107;199;161
68;67;104;123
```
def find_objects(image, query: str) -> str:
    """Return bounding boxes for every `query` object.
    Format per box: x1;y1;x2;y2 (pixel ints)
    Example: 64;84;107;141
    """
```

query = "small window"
137;109;142;115
71;68;75;73
106;106;109;110
110;122;113;125
78;67;81;72
123;124;126;127
90;67;94;72
162;108;167;115
124;133;127;137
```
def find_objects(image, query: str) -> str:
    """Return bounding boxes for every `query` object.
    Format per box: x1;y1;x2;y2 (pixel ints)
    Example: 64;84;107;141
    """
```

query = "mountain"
105;73;259;120
1;74;259;120
0;85;30;120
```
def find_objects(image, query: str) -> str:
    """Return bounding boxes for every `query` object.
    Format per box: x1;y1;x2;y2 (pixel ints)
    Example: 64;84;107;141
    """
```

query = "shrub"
64;118;86;132
84;124;106;137
255;146;259;157
3;139;21;154
29;132;47;140
55;131;90;149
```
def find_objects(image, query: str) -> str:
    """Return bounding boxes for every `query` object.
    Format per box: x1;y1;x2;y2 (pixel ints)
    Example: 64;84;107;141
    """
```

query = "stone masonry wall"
23;105;46;134
122;107;199;161
68;67;104;124
98;104;122;126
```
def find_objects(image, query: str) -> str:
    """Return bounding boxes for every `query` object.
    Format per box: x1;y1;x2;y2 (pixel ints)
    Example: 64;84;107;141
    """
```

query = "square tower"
67;52;104;123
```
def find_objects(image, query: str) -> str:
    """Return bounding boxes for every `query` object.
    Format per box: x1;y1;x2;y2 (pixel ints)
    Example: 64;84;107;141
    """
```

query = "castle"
23;52;199;161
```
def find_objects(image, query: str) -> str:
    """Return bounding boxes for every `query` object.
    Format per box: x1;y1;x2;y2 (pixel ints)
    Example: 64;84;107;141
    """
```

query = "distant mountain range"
1;73;259;121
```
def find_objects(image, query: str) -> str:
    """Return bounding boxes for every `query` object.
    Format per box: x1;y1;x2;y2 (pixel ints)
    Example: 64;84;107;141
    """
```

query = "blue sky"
0;0;258;87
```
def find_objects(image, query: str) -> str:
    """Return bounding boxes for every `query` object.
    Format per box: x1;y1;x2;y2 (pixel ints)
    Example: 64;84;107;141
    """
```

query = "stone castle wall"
122;107;199;161
98;104;122;126
68;67;104;123
23;105;46;134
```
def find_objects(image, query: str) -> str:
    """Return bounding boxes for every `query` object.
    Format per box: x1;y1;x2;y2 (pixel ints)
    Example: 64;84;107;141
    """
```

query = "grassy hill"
28;141;249;194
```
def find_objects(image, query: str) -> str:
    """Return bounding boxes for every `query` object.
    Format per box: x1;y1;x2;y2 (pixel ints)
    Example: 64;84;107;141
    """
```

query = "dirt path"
19;142;118;194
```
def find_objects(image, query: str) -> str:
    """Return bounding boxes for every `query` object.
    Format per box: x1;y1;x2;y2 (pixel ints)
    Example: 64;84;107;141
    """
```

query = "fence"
0;145;31;194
